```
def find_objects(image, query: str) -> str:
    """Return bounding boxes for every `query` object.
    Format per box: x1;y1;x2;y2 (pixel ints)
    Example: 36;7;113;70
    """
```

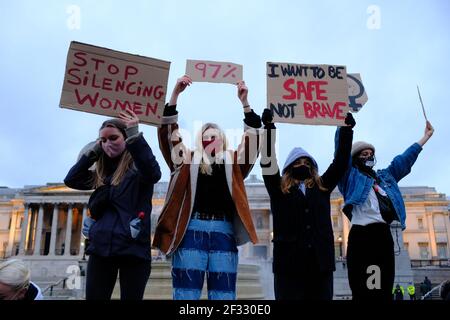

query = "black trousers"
86;254;151;300
274;249;333;300
347;223;395;301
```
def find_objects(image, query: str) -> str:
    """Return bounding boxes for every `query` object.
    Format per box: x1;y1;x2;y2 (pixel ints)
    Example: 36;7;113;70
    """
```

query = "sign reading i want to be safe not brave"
267;62;351;126
60;41;171;126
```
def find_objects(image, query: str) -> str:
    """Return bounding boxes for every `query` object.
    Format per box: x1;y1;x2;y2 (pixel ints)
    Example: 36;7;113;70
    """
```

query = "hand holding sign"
186;59;243;84
418;120;434;147
169;75;192;106
424;121;434;139
237;80;249;106
344;112;356;128
118;109;139;128
173;75;192;95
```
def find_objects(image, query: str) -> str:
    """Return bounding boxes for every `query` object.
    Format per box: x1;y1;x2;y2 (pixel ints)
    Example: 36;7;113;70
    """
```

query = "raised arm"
386;121;433;182
417;121;434;147
64;142;100;190
157;75;192;172
321;113;355;191
260;108;282;197
234;81;262;178
119;109;161;184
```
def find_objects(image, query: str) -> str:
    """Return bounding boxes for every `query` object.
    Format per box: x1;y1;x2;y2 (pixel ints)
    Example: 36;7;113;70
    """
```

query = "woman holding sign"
260;109;355;300
152;75;261;300
338;120;434;301
64;109;161;300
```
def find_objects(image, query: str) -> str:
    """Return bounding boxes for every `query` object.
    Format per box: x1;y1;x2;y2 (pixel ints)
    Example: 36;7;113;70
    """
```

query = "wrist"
169;92;179;105
125;125;139;138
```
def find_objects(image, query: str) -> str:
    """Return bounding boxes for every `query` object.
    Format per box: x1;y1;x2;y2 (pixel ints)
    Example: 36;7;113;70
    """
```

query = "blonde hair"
195;123;228;175
0;259;30;291
94;151;134;187
281;162;327;194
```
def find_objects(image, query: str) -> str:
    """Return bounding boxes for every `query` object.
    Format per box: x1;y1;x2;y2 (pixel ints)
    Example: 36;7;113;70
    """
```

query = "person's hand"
344;112;356;128
119;109;139;128
237;80;249;106
262;108;274;126
424;120;434;138
169;75;192;105
173;75;192;96
417;120;434;147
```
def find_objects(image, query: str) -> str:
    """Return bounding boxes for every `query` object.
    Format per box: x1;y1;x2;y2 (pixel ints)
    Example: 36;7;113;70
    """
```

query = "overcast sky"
1;0;449;197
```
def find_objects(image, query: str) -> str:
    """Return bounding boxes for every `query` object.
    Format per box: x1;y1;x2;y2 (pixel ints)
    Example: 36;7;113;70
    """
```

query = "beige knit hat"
351;141;375;157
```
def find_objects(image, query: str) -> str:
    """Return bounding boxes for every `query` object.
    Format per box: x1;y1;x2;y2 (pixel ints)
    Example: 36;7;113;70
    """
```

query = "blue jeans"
171;217;238;300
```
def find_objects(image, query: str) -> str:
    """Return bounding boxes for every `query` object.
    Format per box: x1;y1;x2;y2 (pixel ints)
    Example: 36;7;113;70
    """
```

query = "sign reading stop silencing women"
60;41;170;126
267;62;350;126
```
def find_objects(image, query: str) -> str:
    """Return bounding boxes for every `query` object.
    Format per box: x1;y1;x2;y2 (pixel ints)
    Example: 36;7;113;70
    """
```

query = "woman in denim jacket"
338;120;434;301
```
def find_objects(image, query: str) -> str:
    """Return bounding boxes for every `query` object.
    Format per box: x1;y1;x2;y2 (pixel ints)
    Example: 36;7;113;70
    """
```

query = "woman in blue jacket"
338;120;434;301
64;109;161;300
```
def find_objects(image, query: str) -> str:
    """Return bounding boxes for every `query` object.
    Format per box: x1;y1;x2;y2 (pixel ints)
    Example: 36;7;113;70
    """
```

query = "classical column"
48;203;59;256
443;211;450;258
6;210;19;257
26;207;37;252
79;205;88;256
33;204;45;256
18;203;30;255
426;212;438;258
64;204;73;256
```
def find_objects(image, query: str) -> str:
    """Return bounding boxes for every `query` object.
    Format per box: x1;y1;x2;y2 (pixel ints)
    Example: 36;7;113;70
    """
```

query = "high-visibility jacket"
407;285;415;295
393;286;405;295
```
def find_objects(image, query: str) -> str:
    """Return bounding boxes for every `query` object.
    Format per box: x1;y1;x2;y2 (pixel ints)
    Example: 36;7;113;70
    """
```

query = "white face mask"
358;155;377;168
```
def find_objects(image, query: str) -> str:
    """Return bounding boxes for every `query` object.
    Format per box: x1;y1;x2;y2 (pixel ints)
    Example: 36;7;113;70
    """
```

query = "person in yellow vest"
393;284;404;300
407;283;416;300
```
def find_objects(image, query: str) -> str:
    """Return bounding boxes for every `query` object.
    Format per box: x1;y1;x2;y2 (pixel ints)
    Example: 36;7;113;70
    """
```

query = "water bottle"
130;211;145;239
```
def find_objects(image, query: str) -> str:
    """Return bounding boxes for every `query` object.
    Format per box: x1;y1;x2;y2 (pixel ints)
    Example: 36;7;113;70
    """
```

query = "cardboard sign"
186;59;243;84
267;62;350;126
347;73;368;112
60;41;171;126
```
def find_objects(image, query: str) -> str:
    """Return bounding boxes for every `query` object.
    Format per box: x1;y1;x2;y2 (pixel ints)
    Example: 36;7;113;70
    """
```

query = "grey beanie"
351;141;375;157
100;118;127;138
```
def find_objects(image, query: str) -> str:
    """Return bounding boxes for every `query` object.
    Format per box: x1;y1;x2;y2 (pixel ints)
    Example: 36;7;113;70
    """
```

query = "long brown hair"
281;163;327;194
94;152;134;187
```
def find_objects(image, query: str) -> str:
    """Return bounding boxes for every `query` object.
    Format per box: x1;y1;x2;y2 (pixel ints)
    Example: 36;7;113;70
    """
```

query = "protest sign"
267;62;350;126
60;41;170;126
186;59;243;84
347;73;368;112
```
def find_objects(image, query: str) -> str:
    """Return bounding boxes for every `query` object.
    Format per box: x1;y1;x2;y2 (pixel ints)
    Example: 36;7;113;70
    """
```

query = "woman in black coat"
260;109;354;300
64;109;161;300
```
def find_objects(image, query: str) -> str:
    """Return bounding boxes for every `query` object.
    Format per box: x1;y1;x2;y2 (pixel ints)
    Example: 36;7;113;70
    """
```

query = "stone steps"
111;262;265;300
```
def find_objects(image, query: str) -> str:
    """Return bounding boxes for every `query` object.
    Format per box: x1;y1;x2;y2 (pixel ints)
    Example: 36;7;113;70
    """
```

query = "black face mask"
291;165;311;181
357;155;376;168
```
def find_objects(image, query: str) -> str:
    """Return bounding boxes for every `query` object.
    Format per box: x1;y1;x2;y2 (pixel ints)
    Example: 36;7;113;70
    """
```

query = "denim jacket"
338;143;422;230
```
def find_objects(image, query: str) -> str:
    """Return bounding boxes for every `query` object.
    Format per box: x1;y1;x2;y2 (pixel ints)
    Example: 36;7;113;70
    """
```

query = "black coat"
64;133;161;260
261;126;353;273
